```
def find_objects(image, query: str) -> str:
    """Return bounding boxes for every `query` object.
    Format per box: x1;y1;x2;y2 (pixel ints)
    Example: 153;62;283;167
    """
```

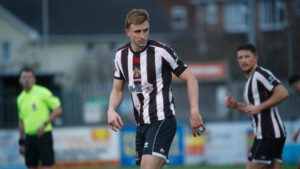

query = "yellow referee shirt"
17;84;61;136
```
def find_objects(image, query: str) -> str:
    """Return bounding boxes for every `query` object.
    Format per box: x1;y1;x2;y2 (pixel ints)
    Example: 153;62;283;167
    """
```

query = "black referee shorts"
248;137;286;164
25;131;55;167
136;115;177;165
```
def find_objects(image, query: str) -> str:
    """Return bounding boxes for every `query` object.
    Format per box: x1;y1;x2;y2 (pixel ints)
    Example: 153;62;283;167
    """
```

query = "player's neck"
244;64;258;79
130;43;146;53
24;85;34;92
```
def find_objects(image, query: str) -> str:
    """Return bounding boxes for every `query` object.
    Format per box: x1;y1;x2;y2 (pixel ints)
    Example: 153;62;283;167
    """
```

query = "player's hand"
107;109;124;132
292;131;299;142
245;105;261;116
190;110;206;137
224;93;237;109
19;145;25;155
37;125;45;138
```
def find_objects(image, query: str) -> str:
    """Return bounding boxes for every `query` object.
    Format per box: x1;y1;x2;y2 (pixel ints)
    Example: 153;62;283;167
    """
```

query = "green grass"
58;164;297;169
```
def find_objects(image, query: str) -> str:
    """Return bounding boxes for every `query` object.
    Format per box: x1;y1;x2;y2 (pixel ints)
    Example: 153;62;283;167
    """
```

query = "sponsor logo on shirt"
128;83;154;94
268;76;275;84
133;67;141;79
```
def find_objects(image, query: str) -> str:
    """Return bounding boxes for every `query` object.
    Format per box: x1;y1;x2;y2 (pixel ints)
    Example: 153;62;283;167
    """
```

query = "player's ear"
124;29;129;37
255;55;258;62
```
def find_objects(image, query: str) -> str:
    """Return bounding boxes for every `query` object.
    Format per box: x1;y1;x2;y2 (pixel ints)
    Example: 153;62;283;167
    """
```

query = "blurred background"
0;0;299;168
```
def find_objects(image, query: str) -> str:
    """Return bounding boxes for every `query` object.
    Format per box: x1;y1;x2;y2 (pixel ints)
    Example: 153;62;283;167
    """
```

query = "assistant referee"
17;67;62;169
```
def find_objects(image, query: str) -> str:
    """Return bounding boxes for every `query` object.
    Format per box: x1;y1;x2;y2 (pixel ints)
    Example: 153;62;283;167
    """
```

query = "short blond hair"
125;8;150;28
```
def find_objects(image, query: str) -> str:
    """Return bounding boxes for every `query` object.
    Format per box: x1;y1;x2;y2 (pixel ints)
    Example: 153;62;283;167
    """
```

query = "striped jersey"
113;40;187;125
243;66;286;139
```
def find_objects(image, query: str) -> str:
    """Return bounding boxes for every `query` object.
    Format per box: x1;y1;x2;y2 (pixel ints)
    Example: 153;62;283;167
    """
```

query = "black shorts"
248;137;286;164
25;131;54;167
136;115;177;165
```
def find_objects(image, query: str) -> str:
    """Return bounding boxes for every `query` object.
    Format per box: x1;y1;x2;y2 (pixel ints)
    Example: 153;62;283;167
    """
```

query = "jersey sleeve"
17;96;23;119
42;88;61;110
113;54;125;80
255;69;280;92
162;47;187;77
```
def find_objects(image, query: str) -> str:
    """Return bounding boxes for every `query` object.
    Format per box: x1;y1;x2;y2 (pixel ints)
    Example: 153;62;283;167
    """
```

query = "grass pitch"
57;164;297;169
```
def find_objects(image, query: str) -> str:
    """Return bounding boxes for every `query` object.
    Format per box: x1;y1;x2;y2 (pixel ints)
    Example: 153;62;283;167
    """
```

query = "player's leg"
247;138;271;169
25;135;39;169
141;154;165;169
39;132;55;169
265;138;286;169
41;166;52;169
248;137;285;169
136;125;145;166
246;160;267;169
141;115;177;169
265;161;281;169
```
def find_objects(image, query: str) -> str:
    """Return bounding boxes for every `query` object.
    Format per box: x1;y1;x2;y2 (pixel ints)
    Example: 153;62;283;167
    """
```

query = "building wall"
0;15;37;71
0;14;126;86
159;0;300;79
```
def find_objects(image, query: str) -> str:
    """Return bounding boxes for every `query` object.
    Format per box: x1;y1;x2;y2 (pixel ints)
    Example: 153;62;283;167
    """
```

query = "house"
0;0;171;86
0;0;173;128
159;0;300;79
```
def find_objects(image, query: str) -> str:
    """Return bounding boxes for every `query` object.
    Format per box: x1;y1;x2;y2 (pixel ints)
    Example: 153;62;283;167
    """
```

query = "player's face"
19;71;36;90
126;21;149;52
291;80;300;94
237;50;258;75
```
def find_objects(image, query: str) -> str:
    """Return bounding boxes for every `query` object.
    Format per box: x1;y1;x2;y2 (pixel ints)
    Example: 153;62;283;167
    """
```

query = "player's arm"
18;119;25;155
245;84;289;115
107;79;125;131
45;106;63;125
224;93;247;113
293;125;300;142
179;68;205;137
37;106;62;137
37;90;63;137
258;84;288;110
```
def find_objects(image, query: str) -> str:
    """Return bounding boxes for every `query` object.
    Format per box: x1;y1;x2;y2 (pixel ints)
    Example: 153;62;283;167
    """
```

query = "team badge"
133;67;141;79
32;103;37;111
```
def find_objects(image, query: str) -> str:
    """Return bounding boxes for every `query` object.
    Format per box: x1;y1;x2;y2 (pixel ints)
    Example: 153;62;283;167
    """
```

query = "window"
170;6;188;30
2;42;11;65
295;0;300;16
206;3;218;24
259;0;287;31
223;3;248;33
85;42;95;57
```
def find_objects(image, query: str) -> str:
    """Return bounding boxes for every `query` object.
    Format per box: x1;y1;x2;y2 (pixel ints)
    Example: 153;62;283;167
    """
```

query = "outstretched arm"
107;79;125;132
179;69;205;137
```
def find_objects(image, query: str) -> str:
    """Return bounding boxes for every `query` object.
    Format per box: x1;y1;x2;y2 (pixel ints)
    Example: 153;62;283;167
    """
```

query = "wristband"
19;138;24;145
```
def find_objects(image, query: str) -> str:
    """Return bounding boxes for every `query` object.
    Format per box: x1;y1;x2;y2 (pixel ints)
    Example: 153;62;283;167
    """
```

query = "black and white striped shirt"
114;40;187;125
243;66;286;139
